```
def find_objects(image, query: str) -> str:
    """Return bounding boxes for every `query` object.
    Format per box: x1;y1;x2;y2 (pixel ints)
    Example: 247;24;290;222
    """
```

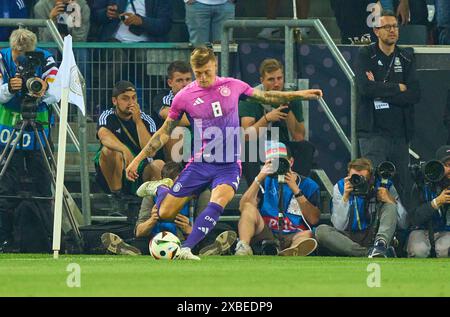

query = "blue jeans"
379;0;394;11
435;0;450;44
185;1;235;45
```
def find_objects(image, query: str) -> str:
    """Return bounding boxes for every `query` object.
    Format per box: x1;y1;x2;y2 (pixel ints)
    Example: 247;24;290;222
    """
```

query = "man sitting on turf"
95;80;164;196
235;142;321;256
102;162;237;255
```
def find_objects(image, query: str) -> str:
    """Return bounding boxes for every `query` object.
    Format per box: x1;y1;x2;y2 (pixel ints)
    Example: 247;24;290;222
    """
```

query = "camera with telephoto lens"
410;160;446;185
349;173;370;196
376;161;396;187
16;51;46;96
15;51;46;118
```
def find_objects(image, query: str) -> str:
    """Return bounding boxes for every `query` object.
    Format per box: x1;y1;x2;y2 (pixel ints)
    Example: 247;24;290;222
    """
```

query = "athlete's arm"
126;117;180;181
159;107;190;127
249;88;323;105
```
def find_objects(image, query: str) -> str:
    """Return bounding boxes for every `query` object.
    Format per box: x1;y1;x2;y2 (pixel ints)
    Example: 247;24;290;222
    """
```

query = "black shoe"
386;246;397;258
368;240;388;258
261;240;279;255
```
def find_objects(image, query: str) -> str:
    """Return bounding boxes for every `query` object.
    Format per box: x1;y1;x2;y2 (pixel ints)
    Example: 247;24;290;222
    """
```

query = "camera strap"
128;0;137;14
382;51;397;83
116;116;140;150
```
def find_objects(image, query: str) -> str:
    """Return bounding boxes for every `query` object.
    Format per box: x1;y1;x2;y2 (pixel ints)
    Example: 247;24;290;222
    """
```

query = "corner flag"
48;35;85;116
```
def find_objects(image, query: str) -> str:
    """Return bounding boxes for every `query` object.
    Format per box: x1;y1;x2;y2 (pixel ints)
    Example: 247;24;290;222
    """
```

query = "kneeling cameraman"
407;146;450;258
316;158;408;258
0;28;59;252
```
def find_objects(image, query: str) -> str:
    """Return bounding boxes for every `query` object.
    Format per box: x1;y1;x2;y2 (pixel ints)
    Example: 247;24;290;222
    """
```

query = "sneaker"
368;239;388;258
278;237;318;256
101;232;142;256
257;27;281;40
199;230;237;256
175;247;201;260
136;178;174;197
234;240;253;256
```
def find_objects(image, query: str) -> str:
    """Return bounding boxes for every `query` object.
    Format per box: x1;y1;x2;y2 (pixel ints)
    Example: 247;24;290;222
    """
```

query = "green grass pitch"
1;254;449;297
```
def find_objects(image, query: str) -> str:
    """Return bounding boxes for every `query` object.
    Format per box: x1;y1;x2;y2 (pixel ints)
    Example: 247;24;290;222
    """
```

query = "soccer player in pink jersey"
126;47;322;260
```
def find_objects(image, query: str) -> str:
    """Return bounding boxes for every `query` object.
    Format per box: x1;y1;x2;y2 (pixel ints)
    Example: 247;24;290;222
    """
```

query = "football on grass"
149;231;181;260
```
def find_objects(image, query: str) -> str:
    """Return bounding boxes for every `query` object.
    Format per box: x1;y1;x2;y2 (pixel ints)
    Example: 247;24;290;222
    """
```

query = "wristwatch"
294;190;304;198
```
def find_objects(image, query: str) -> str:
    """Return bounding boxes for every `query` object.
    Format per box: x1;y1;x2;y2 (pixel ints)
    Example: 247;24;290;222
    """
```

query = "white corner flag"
52;35;85;259
49;35;85;115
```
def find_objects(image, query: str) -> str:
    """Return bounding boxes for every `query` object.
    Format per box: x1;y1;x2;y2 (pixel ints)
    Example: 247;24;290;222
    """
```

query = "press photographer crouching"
235;142;321;256
0;28;59;253
315;158;408;258
407;146;450;258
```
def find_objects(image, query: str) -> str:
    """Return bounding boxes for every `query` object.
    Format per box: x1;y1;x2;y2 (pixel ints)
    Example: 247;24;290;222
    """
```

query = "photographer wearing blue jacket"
235;142;320;256
316;158;408;258
407;146;450;258
0;28;59;252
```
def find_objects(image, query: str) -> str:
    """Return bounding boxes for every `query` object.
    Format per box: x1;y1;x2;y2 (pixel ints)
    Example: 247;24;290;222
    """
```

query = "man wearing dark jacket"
355;10;421;202
407;146;450;258
93;0;172;42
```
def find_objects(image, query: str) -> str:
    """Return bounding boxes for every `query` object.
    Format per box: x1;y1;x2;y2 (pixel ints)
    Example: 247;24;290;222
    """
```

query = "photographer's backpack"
13;200;53;253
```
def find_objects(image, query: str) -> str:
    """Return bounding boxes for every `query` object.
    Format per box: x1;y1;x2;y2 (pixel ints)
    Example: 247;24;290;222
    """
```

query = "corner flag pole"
52;87;69;259
51;35;83;259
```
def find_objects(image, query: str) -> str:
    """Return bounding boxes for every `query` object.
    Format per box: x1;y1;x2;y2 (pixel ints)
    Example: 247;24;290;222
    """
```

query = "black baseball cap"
112;80;136;97
435;145;450;163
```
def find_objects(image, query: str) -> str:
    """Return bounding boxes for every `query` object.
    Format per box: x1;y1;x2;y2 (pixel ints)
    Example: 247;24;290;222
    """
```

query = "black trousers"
0;150;52;242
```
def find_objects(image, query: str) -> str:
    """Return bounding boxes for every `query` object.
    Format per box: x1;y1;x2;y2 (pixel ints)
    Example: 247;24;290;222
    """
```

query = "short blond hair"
9;28;37;52
347;158;373;175
259;58;284;78
190;46;216;68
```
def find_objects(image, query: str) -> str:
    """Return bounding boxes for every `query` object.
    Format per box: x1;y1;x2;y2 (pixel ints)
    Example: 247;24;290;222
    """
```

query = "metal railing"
221;19;357;159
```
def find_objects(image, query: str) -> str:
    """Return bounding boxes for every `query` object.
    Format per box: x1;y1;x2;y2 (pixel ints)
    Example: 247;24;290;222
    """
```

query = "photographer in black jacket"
355;10;421;203
407;146;450;258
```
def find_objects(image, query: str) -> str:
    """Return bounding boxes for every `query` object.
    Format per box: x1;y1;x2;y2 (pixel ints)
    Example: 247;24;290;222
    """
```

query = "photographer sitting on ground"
315;158;408;258
235;142;320;256
0;28;59;252
407;146;450;258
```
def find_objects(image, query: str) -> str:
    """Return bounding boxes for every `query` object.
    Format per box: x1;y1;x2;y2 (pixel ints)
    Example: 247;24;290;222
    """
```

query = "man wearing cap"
95;80;164;195
235;142;321;256
407;146;450;258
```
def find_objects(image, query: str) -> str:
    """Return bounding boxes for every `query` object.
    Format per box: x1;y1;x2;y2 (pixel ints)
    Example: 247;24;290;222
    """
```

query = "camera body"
349;174;370;196
270;157;291;177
